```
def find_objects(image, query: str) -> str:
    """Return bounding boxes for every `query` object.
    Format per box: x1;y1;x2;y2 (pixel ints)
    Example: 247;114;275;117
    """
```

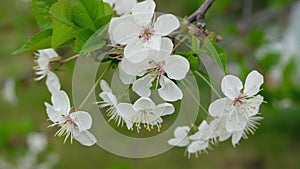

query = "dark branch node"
188;0;215;29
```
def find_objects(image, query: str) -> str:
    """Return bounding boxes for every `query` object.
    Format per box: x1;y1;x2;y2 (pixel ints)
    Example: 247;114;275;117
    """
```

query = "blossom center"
139;26;155;41
53;115;77;143
150;60;165;77
131;110;162;132
233;94;246;107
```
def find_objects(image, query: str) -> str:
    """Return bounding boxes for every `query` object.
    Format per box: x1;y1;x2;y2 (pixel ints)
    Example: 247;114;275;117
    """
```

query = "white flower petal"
189;120;210;140
51;90;71;115
44;102;64;122
117;103;138;129
124;40;151;63
244;95;264;117
208;98;230;117
132;75;154;97
147;38;173;62
73;129;97;146
143;34;161;50
144;114;162;126
163;55;190;80
109;17;121;45
244;70;264;97
153;103;175;116
38;48;59;59
232;131;243;147
187;140;209;153
114;0;137;15
218;131;231;142
158;75;183;102
118;66;136;84
174;126;190;138
46;71;61;94
120;57;150;76
99;92;118;107
160;37;174;55
168;126;190;147
70;111;93;131
221;75;243;100
100;80;112;93
210;117;232;141
111;18;139;44
132;0;155;26
37;56;50;69
168;137;190;147
154;14;180;36
133;97;155;111
103;0;115;7
226;114;248;132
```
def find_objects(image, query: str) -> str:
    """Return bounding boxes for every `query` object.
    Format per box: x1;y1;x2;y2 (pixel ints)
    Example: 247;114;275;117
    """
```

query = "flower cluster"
34;49;97;147
97;0;186;132
27;0;266;156
168;70;264;156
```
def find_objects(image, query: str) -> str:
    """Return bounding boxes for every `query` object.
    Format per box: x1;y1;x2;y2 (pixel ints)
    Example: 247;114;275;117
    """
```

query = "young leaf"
202;37;227;73
12;29;52;55
71;0;103;31
75;29;94;53
95;3;114;28
49;2;79;48
191;35;200;51
32;0;57;29
213;43;227;73
71;0;113;31
80;27;108;53
175;51;201;71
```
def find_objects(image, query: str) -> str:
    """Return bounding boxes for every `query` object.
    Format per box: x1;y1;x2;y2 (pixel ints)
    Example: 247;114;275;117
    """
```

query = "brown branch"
188;0;215;29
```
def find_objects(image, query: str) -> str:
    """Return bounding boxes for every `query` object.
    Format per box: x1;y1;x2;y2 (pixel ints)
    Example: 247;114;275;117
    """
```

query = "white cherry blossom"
104;0;137;15
168;126;191;147
109;0;180;63
33;48;60;81
208;70;264;146
209;115;263;147
119;38;190;102
45;90;97;146
187;121;212;155
117;97;174;132
98;80;124;126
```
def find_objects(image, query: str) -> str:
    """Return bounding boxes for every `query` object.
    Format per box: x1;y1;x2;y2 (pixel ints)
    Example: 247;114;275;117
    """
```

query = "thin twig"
188;0;215;29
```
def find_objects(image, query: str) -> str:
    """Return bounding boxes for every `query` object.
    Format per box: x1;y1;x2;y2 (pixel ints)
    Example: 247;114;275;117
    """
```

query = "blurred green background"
1;0;300;169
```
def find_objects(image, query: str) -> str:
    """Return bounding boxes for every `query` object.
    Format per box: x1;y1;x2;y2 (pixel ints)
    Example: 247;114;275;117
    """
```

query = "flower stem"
60;54;80;63
78;65;111;110
194;70;222;98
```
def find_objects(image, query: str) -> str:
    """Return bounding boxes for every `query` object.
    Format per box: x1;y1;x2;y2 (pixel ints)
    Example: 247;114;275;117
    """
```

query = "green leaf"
188;53;201;71
175;51;200;71
12;29;52;55
49;2;79;48
95;3;114;28
75;28;94;52
32;0;57;29
191;35;200;51
213;44;227;73
80;27;108;53
202;37;227;73
71;0;113;31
